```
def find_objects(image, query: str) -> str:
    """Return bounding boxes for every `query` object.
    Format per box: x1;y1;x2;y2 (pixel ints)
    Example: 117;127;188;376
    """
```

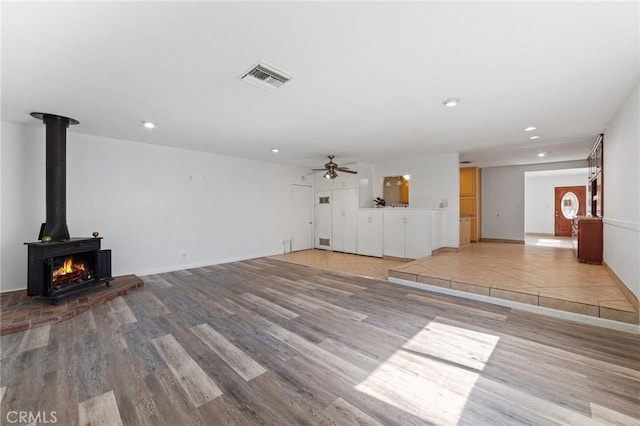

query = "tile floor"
272;241;639;325
270;249;409;281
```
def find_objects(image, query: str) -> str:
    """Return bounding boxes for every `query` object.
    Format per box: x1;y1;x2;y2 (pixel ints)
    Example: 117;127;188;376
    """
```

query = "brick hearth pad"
0;275;143;335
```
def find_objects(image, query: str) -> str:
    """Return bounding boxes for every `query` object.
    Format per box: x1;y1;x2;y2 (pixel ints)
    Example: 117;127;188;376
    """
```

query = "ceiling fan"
310;155;358;179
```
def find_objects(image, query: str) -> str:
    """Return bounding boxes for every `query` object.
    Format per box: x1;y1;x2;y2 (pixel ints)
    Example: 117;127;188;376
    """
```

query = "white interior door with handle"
291;184;313;252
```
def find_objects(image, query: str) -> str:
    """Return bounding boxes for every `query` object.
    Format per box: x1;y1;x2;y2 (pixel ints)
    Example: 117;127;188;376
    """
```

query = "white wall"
372;152;459;248
482;160;588;241
357;162;375;208
0;122;4;289
1;121;307;292
602;81;639;300
1;122;45;292
524;170;588;234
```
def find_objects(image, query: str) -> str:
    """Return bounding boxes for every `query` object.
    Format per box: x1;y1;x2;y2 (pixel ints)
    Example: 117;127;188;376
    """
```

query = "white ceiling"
2;2;638;169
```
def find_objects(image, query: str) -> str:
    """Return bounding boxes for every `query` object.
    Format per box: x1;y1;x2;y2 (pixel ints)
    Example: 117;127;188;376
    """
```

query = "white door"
332;190;346;252
332;188;357;254
291;184;313;252
342;188;358;254
315;190;332;250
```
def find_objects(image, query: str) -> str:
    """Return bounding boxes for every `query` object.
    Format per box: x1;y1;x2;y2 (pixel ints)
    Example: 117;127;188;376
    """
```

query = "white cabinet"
332;188;357;254
383;209;432;259
357;210;383;257
383;210;406;258
405;209;431;258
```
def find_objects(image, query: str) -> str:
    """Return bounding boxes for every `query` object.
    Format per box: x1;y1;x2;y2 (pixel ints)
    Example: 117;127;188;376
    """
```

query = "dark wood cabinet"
572;217;603;264
573;135;604;264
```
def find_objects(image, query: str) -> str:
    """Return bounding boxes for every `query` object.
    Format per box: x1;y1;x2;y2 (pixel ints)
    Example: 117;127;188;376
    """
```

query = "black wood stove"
25;113;112;303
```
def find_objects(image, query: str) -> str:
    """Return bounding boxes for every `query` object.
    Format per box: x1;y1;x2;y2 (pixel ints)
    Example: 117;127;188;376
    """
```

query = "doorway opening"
524;168;588;246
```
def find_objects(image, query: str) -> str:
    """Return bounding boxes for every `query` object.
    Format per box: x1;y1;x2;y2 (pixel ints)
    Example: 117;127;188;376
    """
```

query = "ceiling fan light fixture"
324;169;338;179
312;155;355;179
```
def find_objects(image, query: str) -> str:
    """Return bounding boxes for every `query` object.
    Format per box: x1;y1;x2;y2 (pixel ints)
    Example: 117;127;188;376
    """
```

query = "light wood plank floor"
1;259;639;425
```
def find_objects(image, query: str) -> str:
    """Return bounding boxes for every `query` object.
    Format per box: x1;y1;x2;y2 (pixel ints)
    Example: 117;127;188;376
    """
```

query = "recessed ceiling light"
537;152;546;158
442;98;461;107
529;135;541;140
271;148;280;153
524;126;537;132
142;121;156;129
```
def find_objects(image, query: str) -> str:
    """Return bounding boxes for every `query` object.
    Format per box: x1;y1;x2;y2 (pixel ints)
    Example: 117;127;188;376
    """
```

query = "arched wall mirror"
382;175;409;206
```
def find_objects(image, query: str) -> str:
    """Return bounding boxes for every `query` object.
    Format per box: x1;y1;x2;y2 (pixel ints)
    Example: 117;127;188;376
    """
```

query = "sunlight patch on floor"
535;238;572;248
403;320;500;371
355;318;500;424
525;236;574;249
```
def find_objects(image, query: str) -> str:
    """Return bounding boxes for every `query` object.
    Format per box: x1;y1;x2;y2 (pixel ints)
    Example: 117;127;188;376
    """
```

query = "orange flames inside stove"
52;257;88;284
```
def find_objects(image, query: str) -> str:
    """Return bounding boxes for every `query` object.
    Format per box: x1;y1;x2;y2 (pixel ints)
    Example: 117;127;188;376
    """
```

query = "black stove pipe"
31;112;79;241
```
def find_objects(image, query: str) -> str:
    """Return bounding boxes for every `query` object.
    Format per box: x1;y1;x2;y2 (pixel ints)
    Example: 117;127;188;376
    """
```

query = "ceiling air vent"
241;61;292;89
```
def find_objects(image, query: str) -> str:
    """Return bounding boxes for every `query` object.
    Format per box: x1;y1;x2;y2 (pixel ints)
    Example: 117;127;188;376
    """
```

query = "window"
561;192;579;219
